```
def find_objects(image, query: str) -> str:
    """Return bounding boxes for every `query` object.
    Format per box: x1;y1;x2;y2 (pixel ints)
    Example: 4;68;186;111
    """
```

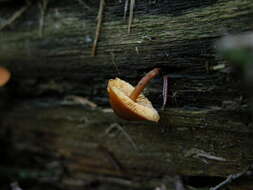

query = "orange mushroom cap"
0;67;11;87
107;77;160;122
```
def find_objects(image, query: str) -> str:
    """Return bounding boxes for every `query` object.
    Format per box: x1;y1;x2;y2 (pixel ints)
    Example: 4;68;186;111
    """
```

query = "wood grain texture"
0;100;252;179
0;0;252;107
0;0;252;187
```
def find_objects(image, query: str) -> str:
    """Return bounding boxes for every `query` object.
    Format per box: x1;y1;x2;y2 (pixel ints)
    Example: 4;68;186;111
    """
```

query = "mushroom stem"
129;68;160;101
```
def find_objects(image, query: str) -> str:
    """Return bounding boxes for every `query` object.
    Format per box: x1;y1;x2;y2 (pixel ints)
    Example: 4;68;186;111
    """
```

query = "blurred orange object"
0;67;11;87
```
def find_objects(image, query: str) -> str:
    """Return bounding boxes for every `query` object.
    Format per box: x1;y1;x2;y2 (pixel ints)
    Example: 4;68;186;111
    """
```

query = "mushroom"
107;68;160;122
0;67;11;87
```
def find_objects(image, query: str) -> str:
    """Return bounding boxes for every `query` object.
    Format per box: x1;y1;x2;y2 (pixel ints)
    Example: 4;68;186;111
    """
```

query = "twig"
209;167;249;190
91;0;105;56
162;75;169;110
76;0;92;11
105;123;138;152
127;0;135;33
197;152;226;162
63;95;97;108
0;2;30;31
78;143;128;177
38;0;48;38
185;148;226;163
97;145;125;175
111;52;121;76
123;0;129;20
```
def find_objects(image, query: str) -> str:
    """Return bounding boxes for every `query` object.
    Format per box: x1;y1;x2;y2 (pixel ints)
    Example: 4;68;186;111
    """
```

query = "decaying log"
0;99;252;181
0;0;252;107
0;0;253;188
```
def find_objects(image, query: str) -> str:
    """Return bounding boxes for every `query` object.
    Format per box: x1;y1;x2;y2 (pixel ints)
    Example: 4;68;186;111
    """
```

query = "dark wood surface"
0;0;252;107
0;0;253;188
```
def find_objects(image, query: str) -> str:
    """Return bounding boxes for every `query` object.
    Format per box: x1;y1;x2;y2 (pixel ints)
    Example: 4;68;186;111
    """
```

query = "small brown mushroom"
107;68;160;122
0;67;11;87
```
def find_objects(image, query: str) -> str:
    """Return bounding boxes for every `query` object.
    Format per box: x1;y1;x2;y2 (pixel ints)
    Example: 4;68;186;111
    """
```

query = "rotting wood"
0;0;252;188
0;100;252;180
0;0;252;108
